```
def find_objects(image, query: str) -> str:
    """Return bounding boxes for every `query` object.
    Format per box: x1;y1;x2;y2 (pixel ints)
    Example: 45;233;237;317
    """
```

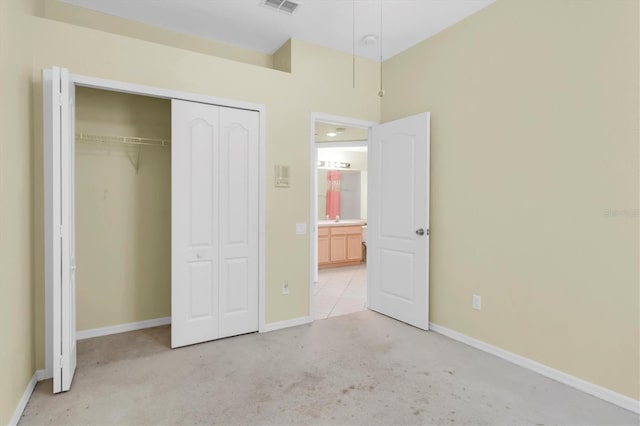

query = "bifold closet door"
171;99;259;348
218;106;260;339
44;66;77;393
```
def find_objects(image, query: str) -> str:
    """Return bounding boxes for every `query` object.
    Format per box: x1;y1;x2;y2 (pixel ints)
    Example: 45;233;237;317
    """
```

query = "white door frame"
308;112;377;320
44;71;267;380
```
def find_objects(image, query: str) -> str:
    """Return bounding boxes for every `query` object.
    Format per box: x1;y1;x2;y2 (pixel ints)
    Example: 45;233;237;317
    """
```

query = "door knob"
415;228;425;236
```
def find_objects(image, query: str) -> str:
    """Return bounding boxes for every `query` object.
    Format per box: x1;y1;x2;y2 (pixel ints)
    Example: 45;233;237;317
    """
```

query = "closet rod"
76;132;170;147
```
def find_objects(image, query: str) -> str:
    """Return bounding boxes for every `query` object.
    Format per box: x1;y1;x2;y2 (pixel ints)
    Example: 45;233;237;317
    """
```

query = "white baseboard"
76;316;171;340
429;322;640;414
36;369;51;381
260;316;312;333
9;372;37;426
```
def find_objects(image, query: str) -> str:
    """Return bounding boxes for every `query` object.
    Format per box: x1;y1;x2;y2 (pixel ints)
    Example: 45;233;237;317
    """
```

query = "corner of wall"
272;39;292;73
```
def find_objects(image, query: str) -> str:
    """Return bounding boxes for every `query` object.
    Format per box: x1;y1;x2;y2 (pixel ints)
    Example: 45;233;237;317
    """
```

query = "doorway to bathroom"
309;111;431;328
310;115;372;320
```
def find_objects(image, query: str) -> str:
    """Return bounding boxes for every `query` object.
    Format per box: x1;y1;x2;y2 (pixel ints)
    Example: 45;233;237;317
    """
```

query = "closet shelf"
76;133;170;172
76;133;170;147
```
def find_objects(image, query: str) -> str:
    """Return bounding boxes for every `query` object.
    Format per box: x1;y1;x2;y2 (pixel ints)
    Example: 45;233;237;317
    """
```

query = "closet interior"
75;87;171;335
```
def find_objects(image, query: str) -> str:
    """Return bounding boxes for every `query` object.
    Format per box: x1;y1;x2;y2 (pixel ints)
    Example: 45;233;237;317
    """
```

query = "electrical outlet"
472;294;481;310
295;222;307;235
282;281;289;295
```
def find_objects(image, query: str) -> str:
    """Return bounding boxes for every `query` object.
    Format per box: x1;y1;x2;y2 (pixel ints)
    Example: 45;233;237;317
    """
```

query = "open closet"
75;88;172;335
44;67;264;393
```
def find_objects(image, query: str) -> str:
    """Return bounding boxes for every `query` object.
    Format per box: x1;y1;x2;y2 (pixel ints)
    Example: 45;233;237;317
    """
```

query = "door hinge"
59;224;63;239
58;93;64;106
58;355;63;369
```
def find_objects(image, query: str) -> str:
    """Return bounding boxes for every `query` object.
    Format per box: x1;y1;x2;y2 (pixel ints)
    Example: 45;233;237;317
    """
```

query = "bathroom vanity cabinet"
318;222;364;268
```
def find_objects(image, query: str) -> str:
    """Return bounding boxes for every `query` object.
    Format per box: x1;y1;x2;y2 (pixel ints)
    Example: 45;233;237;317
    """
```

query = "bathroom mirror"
315;122;368;222
317;169;362;220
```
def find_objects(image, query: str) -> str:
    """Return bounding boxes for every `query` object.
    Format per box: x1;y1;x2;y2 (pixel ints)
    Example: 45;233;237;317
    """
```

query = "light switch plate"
274;165;290;188
295;222;307;235
472;294;482;310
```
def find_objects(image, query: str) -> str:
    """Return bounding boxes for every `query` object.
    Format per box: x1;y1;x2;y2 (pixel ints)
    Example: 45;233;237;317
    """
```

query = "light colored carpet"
20;310;638;425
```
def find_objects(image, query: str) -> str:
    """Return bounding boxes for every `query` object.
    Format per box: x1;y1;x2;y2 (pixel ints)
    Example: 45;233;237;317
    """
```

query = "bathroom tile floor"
314;263;367;320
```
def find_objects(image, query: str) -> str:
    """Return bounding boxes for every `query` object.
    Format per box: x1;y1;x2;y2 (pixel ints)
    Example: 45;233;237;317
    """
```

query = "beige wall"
0;1;39;423
382;0;639;399
39;0;274;69
74;88;171;331
28;14;381;375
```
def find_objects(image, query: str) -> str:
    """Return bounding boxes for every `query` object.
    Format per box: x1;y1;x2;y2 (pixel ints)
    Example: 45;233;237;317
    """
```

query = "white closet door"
171;100;259;348
44;66;77;392
61;69;78;391
218;107;259;338
172;100;220;348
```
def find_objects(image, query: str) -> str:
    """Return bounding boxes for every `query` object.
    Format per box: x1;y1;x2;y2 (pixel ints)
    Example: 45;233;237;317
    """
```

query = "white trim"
9;372;37;426
309;116;318;316
36;369;51;381
311;113;377;129
315;140;368;148
258;108;267;333
260;316;312;333
76;317;171;340
46;68;267;375
71;74;264;113
309;112;377;324
429;322;640;414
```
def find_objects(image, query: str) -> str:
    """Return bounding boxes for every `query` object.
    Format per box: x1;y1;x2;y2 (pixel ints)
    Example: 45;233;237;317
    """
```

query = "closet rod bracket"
126;146;141;172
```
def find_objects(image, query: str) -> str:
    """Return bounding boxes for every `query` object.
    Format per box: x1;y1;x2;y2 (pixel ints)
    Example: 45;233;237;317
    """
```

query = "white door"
218;106;259;338
368;112;430;330
44;66;77;392
171;100;259;348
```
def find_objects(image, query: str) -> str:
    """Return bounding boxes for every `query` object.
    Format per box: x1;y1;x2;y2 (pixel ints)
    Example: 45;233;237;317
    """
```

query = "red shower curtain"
325;170;341;220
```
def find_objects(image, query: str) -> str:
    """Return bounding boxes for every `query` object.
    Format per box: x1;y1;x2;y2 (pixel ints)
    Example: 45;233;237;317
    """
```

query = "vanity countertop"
318;219;367;227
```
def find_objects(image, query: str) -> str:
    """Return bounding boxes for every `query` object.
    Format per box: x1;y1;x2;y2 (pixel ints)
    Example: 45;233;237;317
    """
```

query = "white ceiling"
58;0;495;61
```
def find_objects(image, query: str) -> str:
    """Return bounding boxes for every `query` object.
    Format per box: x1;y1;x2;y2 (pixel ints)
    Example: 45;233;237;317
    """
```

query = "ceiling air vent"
262;0;300;15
